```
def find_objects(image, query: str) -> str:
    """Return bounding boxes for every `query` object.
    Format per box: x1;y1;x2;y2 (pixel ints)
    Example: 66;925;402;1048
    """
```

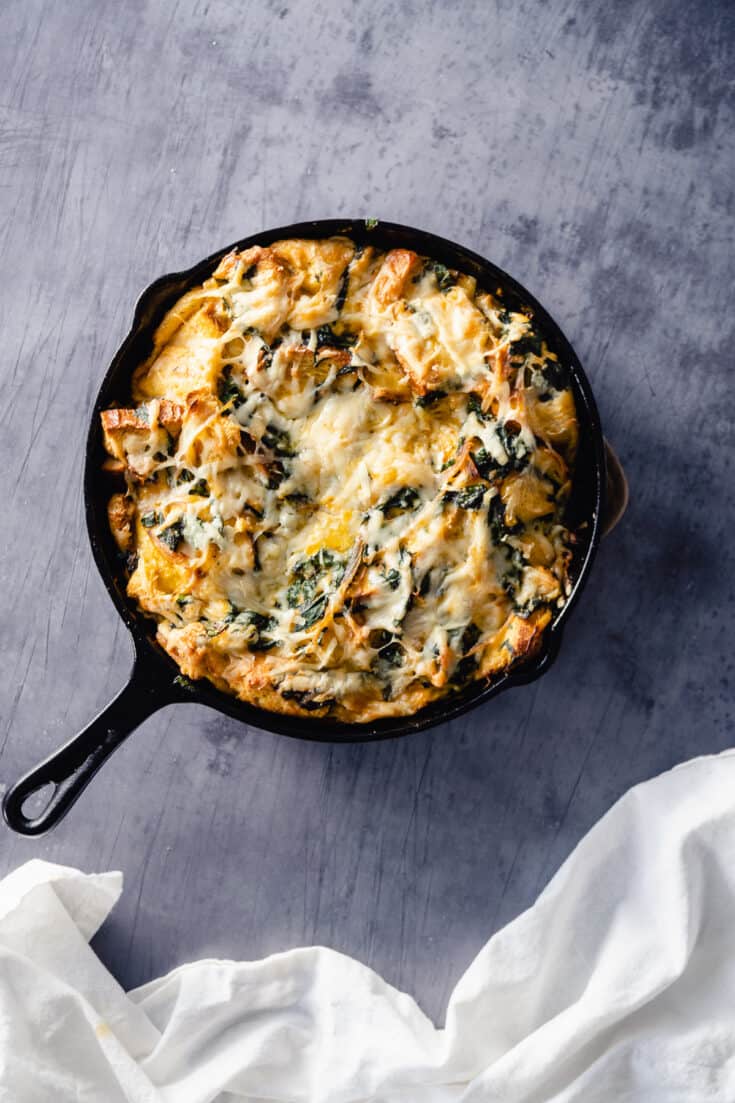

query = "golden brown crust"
107;493;134;552
101;400;183;434
370;249;422;307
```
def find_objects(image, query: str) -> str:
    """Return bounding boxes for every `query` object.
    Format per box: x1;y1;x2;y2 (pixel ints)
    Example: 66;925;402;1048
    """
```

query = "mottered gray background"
1;0;733;1021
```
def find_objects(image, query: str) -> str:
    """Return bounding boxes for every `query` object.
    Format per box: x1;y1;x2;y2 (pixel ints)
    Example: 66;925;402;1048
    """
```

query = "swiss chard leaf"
460;622;481;654
452;654;478;685
456;484;487;509
471;448;500;479
371;637;406;676
425;260;455;291
540;358;567;391
159;520;183;551
227;606;280;650
316;324;357;350
262;423;296;457
448;621;482;685
443;484;486;510
286;549;344;608
415;389;446;408
243;609;277;633
497;424;528;471
379;486;420;518
379;641;405;668
467;393;487;420
335;267;349;314
298;593;328;629
218;368;245;408
510;333;543;359
501;546;526;596
418;570;432;597
488;496;506;543
281;688;336;711
248;636;280;652
286;580;312;608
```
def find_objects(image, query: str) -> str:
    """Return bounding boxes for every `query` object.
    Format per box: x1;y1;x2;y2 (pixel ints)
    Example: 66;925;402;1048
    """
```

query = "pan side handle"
2;650;183;837
602;440;628;537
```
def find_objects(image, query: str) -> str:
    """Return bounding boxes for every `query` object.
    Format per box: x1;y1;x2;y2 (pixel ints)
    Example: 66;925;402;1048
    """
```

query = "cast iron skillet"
3;219;614;836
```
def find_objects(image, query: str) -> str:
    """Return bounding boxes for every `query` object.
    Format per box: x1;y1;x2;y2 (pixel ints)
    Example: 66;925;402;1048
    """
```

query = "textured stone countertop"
1;0;733;1023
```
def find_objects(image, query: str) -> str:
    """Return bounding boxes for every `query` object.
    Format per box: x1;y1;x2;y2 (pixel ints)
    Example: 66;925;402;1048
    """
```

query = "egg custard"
102;236;578;722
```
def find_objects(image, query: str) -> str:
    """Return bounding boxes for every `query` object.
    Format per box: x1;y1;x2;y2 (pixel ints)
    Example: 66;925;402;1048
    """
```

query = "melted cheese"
102;236;578;722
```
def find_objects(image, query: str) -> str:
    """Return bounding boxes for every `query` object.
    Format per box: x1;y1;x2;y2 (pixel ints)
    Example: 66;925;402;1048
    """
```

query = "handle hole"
21;782;58;821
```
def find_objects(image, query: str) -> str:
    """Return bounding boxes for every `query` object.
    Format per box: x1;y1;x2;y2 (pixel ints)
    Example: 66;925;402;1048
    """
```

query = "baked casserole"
102;236;578;722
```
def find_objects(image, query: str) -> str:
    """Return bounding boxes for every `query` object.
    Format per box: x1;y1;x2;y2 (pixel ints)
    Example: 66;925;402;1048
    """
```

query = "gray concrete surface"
1;0;733;1024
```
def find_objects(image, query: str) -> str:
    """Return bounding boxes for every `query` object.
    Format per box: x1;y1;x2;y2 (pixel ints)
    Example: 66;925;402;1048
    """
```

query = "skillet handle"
2;653;180;837
602;440;628;537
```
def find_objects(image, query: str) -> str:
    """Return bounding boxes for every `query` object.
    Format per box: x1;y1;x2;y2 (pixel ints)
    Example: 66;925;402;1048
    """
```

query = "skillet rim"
83;217;606;742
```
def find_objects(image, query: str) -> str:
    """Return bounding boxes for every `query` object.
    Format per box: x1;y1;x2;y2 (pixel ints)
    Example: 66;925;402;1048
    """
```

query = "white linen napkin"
2;750;735;1102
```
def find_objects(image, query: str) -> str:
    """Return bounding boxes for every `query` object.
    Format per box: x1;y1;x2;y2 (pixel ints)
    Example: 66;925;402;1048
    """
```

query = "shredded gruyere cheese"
102;237;578;722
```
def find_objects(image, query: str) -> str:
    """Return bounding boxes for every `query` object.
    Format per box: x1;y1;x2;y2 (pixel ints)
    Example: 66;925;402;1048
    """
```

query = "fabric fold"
1;753;735;1101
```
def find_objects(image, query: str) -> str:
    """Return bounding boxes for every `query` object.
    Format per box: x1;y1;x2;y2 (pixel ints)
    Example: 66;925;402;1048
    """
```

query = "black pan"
3;219;619;836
